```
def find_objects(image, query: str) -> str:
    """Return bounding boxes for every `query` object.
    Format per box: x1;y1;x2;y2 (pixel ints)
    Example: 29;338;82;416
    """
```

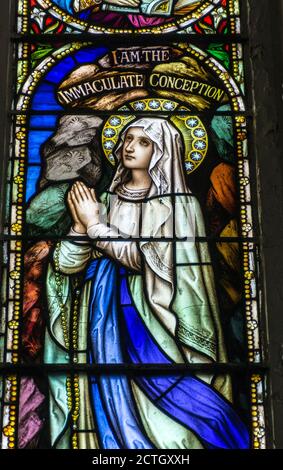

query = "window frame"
0;0;282;449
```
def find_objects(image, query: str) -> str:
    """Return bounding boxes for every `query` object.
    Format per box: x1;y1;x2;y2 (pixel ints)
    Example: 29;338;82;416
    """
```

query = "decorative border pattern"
18;0;241;35
33;0;223;34
1;39;266;449
251;375;266;449
2;376;18;449
17;0;29;34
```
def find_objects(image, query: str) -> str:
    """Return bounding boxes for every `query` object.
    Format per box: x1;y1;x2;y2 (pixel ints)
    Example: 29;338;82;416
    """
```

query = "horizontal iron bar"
12;34;248;44
0;234;259;243
0;363;269;375
9;110;252;117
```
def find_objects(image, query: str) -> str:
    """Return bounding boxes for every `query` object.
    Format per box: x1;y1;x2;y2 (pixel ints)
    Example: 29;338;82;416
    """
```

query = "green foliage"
26;183;72;236
207;43;230;70
211;104;234;162
31;45;54;69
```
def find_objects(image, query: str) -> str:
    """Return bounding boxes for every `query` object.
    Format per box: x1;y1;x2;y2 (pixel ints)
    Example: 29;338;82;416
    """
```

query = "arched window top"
0;0;271;453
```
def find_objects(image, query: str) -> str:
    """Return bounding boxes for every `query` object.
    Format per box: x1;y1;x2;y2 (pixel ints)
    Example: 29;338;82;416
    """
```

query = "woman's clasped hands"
67;181;100;234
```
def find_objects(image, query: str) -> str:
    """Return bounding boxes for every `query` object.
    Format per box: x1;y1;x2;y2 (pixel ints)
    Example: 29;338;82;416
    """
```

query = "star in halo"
149;100;160;109
104;141;114;150
163;101;175;111
191;152;202;161
194;140;206;150
186;118;198;128
185;161;195;171
134;102;146;110
104;128;116;137
109;117;121;126
193;128;206;138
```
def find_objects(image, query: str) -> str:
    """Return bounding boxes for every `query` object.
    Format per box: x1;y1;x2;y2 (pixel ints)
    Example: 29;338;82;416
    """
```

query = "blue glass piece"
50;0;92;19
89;378;120;449
85;257;250;450
31;83;63;111
73;47;109;64
29;115;58;129
119;275;132;306
87;258;154;449
51;0;73;14
78;9;93;20
123;305;171;364
44;57;77;84
28;130;54;163
26;166;41;202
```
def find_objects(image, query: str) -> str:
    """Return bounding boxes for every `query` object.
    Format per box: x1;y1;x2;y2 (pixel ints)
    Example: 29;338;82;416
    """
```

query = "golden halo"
101;98;208;174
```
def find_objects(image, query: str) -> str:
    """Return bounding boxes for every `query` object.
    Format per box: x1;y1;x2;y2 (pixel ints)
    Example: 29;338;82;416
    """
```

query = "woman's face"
122;127;154;169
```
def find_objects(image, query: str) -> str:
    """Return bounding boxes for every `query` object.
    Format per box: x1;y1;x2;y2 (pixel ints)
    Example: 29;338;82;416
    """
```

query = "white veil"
110;118;190;284
109;118;230;398
110;117;188;195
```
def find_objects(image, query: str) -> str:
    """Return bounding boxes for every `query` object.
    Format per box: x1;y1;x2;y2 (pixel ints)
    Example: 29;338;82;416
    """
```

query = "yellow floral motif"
235;116;246;124
8;321;19;330
252;375;261;384
16;131;25;140
3;425;15;437
237;131;247;141
9;270;20;280
240;177;249;186
242;223;252;233
245;271;255;280
11;223;22;233
7;375;17;382
14;175;24;184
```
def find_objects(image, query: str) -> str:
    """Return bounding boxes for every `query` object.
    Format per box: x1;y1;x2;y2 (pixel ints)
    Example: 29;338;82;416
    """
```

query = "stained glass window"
20;0;241;35
0;0;267;451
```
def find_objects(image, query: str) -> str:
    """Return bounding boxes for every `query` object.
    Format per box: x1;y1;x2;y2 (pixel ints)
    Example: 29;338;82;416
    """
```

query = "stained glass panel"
0;0;267;452
17;0;241;35
0;372;267;449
